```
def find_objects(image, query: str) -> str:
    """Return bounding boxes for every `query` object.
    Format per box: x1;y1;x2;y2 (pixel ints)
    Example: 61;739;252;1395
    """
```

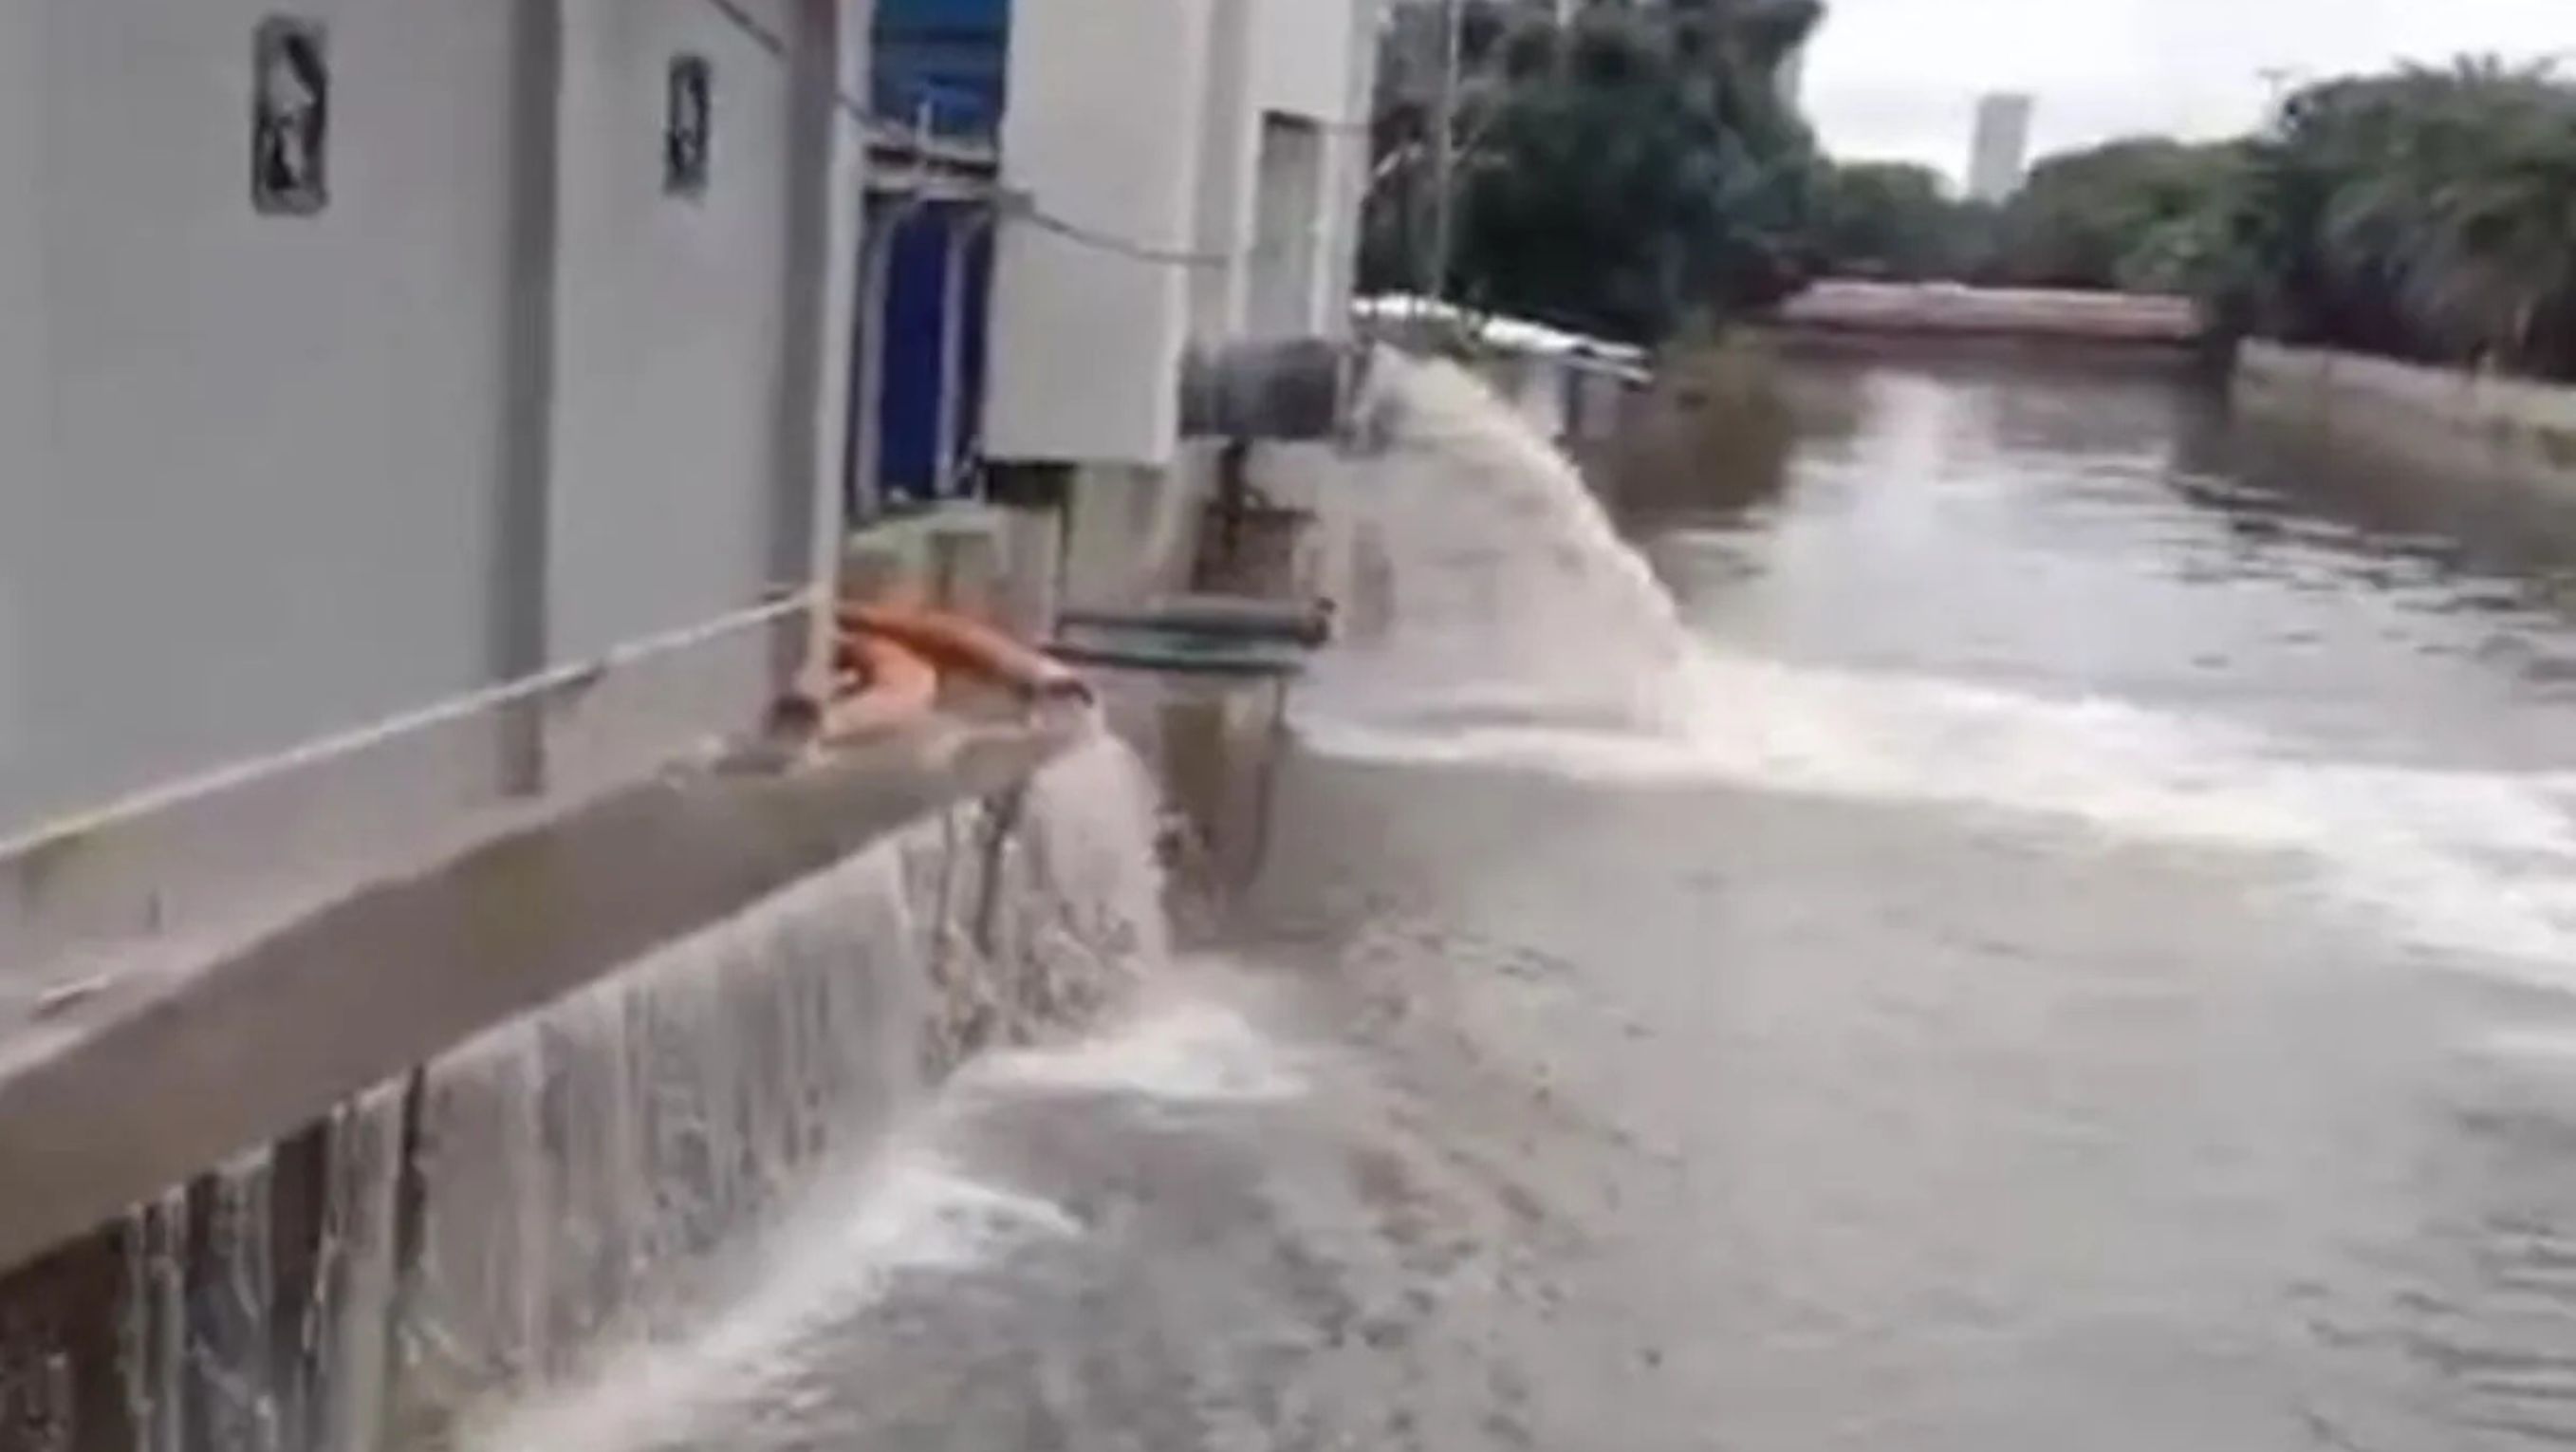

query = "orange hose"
819;631;939;741
769;605;1092;753
838;604;1094;704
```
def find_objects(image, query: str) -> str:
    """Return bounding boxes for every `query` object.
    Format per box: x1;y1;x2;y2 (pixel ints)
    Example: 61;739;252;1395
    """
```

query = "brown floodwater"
484;350;2576;1452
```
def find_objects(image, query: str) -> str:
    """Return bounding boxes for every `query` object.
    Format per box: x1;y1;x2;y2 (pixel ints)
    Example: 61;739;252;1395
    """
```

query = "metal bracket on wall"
665;55;713;198
251;17;329;216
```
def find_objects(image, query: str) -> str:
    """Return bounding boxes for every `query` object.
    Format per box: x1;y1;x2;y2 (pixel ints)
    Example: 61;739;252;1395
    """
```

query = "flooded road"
494;353;2576;1452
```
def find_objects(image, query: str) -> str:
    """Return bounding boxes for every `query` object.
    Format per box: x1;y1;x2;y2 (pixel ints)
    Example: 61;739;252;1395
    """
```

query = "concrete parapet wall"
0;718;1135;1451
0;609;796;1037
2233;342;2576;495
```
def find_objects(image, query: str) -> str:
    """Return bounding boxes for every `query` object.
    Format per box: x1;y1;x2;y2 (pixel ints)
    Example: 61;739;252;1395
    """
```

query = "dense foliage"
1806;140;2237;292
2204;62;2576;379
1801;60;2576;382
1362;0;1826;344
1808;160;1990;282
1987;139;2240;293
1374;10;2576;382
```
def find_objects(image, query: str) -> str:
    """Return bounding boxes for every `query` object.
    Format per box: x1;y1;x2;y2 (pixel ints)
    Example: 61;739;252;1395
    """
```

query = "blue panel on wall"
874;203;992;509
872;0;1010;139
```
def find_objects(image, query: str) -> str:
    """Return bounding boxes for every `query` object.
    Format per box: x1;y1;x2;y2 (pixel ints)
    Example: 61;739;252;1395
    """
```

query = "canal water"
500;350;2576;1452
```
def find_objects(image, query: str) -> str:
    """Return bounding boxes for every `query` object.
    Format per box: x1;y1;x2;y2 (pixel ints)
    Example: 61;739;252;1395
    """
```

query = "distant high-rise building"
1774;44;1807;109
1967;92;2035;203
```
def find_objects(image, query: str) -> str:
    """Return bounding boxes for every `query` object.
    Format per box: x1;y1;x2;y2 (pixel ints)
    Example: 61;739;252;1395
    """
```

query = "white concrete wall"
985;0;1372;475
984;0;1214;466
1249;0;1375;340
0;0;866;940
547;0;797;661
1251;0;1358;121
1188;0;1262;345
1189;0;1377;349
2235;342;2576;496
5;0;530;835
0;0;46;834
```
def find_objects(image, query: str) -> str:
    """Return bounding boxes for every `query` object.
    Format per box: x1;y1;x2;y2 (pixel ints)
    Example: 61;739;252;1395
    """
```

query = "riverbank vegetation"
2205;63;2576;380
1807;60;2576;382
1367;1;2576;382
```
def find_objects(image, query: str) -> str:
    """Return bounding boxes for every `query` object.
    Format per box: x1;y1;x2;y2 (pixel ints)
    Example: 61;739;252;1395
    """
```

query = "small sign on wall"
251;17;328;215
665;55;713;198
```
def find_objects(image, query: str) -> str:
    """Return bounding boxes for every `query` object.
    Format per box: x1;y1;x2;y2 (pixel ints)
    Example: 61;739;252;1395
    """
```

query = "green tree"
1363;0;1827;344
2202;59;2576;377
1810;160;1974;280
1986;138;2240;291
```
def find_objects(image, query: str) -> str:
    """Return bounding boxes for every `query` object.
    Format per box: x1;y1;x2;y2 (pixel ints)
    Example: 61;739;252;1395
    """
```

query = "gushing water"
1318;354;1714;737
46;732;1176;1452
1313;352;2576;975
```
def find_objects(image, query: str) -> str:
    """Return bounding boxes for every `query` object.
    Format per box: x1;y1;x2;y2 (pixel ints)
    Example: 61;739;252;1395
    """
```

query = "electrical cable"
695;0;1231;270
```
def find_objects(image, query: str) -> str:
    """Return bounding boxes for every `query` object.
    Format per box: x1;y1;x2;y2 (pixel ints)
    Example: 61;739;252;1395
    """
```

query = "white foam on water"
467;1148;1080;1452
1312;353;2576;974
459;992;1299;1452
974;993;1306;1105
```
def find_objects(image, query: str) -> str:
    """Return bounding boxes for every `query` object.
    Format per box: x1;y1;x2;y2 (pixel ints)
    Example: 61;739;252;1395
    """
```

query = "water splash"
461;1148;1080;1452
1317;353;1711;737
462;994;1302;1452
1312;352;2576;974
41;730;1176;1452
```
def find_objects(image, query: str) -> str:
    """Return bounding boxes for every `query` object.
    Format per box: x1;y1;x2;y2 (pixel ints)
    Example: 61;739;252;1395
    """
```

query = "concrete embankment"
1770;281;2202;348
2233;341;2576;496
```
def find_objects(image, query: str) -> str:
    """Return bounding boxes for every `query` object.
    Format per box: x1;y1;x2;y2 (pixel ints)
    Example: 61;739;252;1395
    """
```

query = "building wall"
986;0;1375;471
1248;115;1325;340
1968;92;2034;203
1251;0;1357;121
0;0;46;835
547;0;797;661
0;0;864;934
1249;0;1375;341
984;0;1214;467
1;0;531;836
1187;0;1262;345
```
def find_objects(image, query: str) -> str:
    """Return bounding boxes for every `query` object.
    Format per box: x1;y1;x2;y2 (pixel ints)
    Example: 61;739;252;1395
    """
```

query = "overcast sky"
1803;0;2569;185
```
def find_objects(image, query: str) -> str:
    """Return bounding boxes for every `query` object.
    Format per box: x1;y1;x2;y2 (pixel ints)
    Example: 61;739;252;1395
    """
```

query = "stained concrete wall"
2235;342;2576;495
1249;115;1326;341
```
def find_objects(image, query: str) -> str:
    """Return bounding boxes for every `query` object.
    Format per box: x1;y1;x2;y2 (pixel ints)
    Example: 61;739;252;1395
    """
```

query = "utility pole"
1421;0;1463;303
